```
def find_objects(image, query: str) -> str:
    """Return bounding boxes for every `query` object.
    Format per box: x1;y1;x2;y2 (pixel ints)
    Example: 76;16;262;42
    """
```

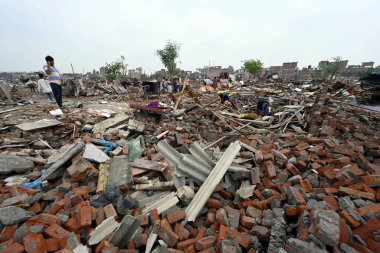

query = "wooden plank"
96;161;110;194
130;159;166;172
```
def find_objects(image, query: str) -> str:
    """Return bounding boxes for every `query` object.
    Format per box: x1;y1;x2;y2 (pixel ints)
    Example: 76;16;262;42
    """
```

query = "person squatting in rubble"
43;55;63;108
257;99;270;116
217;82;238;110
37;73;54;102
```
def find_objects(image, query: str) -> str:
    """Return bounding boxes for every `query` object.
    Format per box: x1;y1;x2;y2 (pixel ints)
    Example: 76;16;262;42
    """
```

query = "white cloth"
37;79;52;93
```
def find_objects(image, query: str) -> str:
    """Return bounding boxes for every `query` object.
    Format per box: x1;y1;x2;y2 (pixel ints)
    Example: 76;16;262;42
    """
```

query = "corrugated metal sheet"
184;141;241;223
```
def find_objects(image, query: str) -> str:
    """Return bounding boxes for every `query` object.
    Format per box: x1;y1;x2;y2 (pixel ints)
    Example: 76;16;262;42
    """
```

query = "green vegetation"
156;41;181;78
243;59;263;77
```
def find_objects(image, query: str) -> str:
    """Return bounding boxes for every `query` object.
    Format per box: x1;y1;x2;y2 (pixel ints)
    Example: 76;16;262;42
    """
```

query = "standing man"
43;56;63;108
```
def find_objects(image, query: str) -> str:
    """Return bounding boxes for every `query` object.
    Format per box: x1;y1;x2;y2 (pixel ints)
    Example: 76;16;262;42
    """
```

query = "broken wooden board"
16;118;62;131
130;159;166;172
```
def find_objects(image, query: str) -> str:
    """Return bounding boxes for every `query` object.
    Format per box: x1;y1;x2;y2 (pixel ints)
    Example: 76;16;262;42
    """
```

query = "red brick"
264;161;276;178
255;150;263;163
296;142;310;151
23;233;47;253
69;194;84;206
195;227;206;242
177;239;195;250
311;162;322;170
333;156;351;164
356;203;380;217
72;188;89;199
196;236;216;251
207;198;222;209
353;218;380;242
367;238;380;253
36;213;61;225
340;210;361;228
174;223;190;241
158;221;178;247
295;160;307;170
49;201;65;215
324;196;339;211
362;175;380;187
352;242;373;253
0;225;17;243
95;207;105;226
300;179;313;193
149;209;160;223
78;206;92;227
206;212;216;225
240;216;255;229
44;223;70;239
103;204;117;218
323;139;336;148
167;209;186;224
64;218;78;232
45;238;59;252
2;242;24;253
340;218;350;245
27;202;43;213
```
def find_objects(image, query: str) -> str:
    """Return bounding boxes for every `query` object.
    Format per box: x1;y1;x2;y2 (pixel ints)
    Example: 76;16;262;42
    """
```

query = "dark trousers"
50;83;62;108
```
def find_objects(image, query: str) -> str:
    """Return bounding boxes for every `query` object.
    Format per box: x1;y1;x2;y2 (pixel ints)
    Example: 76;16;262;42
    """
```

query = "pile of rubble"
0;83;380;253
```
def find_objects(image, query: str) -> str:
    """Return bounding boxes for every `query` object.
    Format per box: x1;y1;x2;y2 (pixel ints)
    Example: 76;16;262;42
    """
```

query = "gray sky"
1;0;379;74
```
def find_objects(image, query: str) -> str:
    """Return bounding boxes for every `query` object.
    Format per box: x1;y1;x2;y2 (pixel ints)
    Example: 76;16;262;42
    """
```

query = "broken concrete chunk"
93;113;129;133
89;216;120;245
0;154;34;175
106;157;133;191
313;209;340;246
83;143;110;163
0;206;33;225
16;118;61;131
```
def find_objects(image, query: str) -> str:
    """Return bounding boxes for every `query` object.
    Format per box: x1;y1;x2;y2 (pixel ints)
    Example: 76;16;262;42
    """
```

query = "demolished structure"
0;79;379;253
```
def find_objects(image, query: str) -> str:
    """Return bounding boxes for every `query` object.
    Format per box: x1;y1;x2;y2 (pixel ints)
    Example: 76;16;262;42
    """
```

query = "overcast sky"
1;0;379;74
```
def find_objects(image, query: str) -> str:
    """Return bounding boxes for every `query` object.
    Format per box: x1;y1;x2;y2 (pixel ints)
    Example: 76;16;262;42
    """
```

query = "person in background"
217;82;237;110
26;78;37;92
172;76;178;93
257;99;270;116
163;78;170;93
37;73;53;102
43;55;63;108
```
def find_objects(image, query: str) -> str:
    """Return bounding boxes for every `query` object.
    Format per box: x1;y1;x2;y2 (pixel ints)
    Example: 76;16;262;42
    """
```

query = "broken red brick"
44;223;70;239
0;225;17;243
174;223;190;241
45;238;59;252
196;236;216;251
207;198;222;209
23;233;47;253
78;205;92;227
103;204;117;218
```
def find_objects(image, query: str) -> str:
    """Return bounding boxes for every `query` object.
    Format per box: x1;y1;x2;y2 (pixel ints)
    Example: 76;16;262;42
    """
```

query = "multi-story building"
279;62;298;81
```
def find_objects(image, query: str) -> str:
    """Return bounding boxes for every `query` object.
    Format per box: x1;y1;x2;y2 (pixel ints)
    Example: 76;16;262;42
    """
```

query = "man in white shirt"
37;73;53;102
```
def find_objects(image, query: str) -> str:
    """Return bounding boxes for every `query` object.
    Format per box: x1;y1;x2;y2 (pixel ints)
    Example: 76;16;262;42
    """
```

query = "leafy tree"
323;56;345;81
104;57;127;80
243;59;263;77
156;41;181;78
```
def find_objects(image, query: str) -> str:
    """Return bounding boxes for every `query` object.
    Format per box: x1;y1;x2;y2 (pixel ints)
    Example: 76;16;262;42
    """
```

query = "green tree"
104;57;127;80
243;59;263;77
323;56;345;81
156;41;181;78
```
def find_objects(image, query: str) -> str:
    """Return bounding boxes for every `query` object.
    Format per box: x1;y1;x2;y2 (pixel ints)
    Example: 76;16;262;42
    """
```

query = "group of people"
162;77;179;93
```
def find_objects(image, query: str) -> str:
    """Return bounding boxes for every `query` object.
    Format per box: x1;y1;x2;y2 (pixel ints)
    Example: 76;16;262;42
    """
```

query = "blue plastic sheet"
22;169;46;189
100;139;114;155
